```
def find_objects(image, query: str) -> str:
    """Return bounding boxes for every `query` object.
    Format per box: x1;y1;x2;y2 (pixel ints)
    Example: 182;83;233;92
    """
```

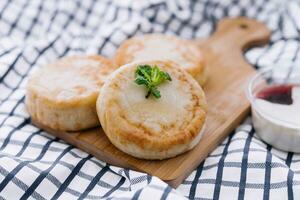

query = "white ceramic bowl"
246;65;300;152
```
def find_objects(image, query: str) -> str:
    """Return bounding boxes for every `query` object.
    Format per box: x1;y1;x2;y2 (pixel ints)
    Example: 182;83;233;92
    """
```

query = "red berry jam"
256;85;293;105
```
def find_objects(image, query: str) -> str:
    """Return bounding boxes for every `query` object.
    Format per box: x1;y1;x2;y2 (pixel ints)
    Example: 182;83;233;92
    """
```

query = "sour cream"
252;86;300;152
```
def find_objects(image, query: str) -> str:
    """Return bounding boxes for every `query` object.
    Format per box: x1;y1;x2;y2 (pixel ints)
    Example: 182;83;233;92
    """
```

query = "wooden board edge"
31;119;140;170
166;105;251;188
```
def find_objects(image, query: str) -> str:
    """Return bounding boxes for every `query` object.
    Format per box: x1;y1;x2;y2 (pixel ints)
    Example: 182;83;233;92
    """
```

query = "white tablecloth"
0;0;300;199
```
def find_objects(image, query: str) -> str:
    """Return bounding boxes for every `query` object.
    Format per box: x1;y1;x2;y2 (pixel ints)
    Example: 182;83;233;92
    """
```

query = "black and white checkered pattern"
0;0;300;199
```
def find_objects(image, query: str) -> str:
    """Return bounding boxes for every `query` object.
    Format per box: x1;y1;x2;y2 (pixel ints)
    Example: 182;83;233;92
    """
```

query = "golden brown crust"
27;55;116;108
97;60;207;159
114;34;208;86
26;55;115;131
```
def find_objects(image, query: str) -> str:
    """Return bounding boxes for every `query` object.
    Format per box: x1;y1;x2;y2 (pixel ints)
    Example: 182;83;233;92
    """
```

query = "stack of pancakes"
26;34;208;160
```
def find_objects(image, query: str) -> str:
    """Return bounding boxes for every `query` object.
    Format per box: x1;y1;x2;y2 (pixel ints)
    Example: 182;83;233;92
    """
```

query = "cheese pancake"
26;55;115;131
97;60;207;160
114;34;208;86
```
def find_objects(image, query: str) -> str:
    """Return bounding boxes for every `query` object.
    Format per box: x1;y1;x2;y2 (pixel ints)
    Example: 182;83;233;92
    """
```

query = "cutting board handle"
204;17;271;52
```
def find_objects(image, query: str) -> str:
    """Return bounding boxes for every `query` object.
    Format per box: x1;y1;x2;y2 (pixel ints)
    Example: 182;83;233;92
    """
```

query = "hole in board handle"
239;23;249;30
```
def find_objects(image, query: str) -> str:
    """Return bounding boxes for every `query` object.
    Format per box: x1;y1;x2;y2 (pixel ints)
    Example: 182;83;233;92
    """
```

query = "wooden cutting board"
33;17;271;188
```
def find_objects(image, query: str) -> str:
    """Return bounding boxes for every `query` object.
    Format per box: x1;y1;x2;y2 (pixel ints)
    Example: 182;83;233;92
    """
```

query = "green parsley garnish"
134;65;172;99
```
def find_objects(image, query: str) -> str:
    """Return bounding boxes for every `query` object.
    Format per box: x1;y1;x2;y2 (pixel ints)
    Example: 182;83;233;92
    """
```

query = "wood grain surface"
32;17;271;188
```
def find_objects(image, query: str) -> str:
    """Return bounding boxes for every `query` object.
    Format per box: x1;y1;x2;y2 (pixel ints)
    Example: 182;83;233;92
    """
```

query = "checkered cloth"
0;0;300;199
